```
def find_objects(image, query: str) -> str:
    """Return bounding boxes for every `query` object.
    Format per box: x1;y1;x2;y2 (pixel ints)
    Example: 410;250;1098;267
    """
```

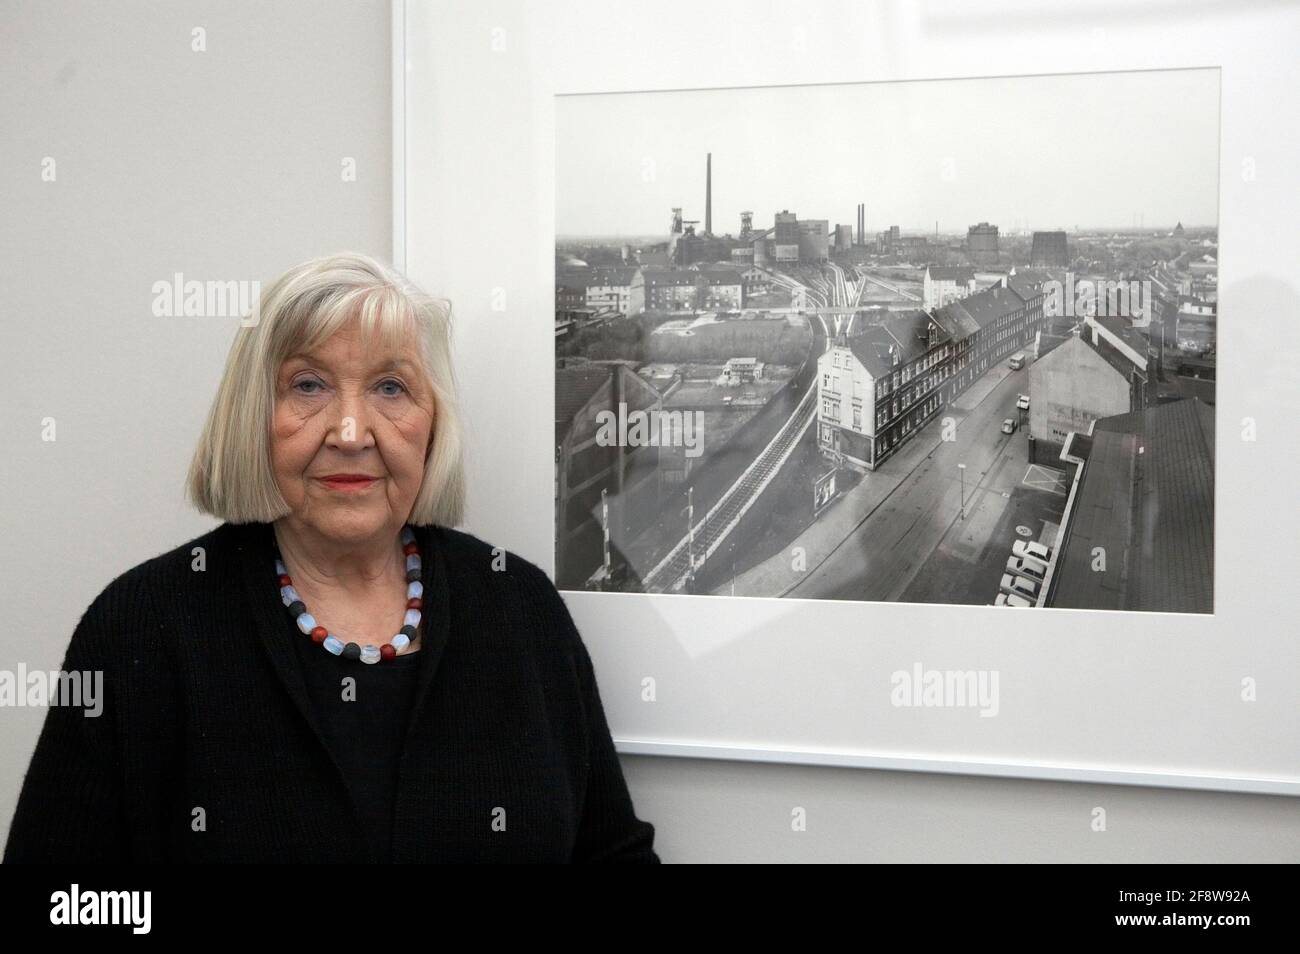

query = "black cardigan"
3;520;659;863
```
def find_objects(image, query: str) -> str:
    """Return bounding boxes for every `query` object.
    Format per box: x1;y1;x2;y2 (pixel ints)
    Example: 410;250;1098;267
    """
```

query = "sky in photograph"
556;68;1220;237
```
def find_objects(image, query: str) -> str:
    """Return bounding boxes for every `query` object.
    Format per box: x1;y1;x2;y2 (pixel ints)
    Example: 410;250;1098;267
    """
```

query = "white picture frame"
395;0;1300;797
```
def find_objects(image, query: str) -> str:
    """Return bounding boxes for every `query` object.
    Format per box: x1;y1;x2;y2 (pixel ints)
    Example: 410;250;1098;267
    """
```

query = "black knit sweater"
3;521;659;863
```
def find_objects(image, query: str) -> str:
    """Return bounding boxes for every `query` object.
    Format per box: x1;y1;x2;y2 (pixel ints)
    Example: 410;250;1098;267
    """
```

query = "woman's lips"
319;476;379;492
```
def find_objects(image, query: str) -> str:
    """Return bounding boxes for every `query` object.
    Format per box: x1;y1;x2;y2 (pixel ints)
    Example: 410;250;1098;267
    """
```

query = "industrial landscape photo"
554;69;1218;613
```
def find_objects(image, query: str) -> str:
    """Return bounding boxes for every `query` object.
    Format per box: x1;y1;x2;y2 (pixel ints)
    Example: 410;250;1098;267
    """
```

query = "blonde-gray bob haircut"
186;251;465;528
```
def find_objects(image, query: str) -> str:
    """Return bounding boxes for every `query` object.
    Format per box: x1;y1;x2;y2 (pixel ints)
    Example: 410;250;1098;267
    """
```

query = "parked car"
1013;539;1052;563
1006;555;1047;581
1008;353;1026;370
995;592;1033;607
999;573;1039;600
1001;418;1017;434
1016;394;1030;410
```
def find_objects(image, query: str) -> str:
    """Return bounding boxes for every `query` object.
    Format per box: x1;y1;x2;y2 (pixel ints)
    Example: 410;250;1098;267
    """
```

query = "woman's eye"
290;378;405;396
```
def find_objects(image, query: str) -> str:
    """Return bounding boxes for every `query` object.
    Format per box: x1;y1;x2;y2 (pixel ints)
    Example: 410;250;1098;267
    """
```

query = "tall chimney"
705;153;712;237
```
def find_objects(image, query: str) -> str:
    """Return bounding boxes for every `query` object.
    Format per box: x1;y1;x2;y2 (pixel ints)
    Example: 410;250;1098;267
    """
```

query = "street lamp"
958;463;966;519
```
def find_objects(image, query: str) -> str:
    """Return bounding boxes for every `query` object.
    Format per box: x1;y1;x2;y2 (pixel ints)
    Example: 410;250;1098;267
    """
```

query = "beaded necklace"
274;525;423;664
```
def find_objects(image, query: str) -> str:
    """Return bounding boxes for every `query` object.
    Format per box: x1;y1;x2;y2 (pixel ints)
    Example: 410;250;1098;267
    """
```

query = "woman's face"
271;321;435;545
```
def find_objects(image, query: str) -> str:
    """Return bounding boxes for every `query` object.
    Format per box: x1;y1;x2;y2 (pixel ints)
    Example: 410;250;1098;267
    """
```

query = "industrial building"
796;219;830;263
1030;230;1070;267
966;222;999;265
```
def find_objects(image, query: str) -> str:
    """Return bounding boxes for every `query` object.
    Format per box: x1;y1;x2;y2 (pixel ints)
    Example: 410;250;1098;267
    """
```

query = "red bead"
380;644;396;660
407;597;423;610
403;542;419;556
310;626;328;644
278;574;292;587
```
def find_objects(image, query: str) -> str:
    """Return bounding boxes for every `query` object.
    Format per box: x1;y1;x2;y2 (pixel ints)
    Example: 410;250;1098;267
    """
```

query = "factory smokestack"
705;153;712;237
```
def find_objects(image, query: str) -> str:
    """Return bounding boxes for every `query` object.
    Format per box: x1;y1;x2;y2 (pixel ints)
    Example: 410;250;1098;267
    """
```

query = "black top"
289;625;423;864
4;520;659;862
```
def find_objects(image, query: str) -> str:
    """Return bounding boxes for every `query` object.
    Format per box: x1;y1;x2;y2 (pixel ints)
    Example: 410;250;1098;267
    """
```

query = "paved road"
797;366;1038;602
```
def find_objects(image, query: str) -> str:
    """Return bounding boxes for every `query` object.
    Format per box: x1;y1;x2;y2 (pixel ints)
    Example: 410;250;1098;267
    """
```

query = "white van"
1008;353;1026;370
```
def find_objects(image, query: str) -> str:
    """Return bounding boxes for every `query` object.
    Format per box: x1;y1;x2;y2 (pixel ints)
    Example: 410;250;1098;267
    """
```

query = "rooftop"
557;265;639;288
1050;397;1214;613
844;310;942;378
641;267;744;287
935;284;1026;332
1086;315;1150;375
1006;274;1045;302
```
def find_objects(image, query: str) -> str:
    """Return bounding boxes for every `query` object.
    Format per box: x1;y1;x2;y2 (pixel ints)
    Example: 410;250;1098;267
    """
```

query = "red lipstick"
319;474;379;492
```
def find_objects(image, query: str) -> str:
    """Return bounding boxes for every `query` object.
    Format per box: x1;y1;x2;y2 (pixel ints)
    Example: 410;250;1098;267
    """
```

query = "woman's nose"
327;390;373;446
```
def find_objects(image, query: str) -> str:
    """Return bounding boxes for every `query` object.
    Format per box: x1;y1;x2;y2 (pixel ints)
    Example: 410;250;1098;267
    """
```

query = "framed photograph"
396;0;1300;795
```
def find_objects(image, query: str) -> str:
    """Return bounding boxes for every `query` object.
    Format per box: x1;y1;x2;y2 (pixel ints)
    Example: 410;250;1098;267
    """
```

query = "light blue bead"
296;613;317;634
403;609;421;628
405;554;421;572
391;634;410;652
274;559;287;575
401;526;415;545
280;585;300;607
360;645;381;664
323;636;344;655
407;580;423;599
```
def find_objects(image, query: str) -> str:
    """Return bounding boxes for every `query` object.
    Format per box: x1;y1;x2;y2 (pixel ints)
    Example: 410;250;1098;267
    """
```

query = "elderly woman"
4;252;659;863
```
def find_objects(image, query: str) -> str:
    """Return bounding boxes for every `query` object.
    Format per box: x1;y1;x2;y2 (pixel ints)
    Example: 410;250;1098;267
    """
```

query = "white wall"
1;0;1295;862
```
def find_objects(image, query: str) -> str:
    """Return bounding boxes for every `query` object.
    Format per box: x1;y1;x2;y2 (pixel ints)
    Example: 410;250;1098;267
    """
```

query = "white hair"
186;251;465;527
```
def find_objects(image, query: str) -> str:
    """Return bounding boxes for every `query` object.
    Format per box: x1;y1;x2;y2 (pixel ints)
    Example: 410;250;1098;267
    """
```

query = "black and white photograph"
556;68;1219;613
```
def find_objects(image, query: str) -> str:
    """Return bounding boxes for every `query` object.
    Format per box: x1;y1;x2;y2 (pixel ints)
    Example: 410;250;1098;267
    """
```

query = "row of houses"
558;264;778;318
823;253;1213;475
816;273;1047;472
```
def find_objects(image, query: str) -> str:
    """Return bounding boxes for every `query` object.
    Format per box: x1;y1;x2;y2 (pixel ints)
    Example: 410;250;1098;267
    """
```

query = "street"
790;363;1067;605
